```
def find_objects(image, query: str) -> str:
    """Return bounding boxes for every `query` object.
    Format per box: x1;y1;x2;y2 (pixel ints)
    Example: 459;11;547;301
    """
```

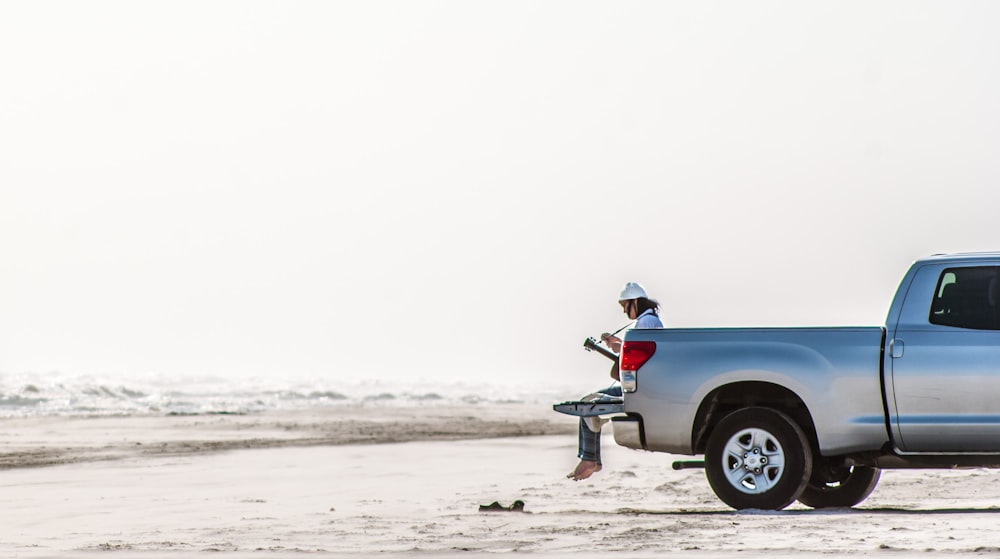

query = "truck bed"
621;326;889;456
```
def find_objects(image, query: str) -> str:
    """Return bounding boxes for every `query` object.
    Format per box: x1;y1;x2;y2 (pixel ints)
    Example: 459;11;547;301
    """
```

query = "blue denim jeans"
577;385;622;464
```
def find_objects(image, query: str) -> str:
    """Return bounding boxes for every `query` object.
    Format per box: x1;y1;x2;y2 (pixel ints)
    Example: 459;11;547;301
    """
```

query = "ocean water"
0;371;581;418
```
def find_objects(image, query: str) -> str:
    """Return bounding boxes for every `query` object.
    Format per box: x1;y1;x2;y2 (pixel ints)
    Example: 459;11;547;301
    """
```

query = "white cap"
618;281;648;301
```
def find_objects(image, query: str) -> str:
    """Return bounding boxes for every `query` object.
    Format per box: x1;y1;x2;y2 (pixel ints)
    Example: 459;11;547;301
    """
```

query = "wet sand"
0;405;571;468
2;405;999;557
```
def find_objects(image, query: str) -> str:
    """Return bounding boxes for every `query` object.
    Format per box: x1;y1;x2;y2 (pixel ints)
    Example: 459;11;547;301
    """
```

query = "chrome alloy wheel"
721;427;786;494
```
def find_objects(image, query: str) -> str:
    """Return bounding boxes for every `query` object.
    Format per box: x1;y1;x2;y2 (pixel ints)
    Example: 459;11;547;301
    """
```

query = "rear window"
929;266;1000;330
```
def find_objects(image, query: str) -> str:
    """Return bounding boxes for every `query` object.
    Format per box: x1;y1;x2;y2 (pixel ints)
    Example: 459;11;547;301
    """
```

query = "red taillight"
620;341;656;371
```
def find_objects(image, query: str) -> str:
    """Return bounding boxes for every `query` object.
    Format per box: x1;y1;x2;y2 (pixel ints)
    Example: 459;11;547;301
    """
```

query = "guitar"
583;337;620;380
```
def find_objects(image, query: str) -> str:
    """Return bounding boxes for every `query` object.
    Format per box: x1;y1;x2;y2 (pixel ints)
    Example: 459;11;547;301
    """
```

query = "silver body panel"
622;327;888;456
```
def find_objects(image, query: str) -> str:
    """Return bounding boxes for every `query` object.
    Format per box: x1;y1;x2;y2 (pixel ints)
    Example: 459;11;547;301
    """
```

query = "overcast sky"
2;1;999;387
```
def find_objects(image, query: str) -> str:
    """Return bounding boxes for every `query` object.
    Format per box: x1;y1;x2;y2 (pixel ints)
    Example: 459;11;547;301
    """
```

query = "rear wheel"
704;407;812;510
797;465;880;508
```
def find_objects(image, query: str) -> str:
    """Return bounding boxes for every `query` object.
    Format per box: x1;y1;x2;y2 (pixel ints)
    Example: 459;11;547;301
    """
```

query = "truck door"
889;263;1000;452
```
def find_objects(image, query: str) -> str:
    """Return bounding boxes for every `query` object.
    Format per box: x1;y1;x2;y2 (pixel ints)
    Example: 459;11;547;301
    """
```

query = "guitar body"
583;337;620;380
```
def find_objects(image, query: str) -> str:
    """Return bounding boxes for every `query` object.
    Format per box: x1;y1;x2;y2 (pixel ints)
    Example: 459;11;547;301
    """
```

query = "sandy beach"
3;404;1000;558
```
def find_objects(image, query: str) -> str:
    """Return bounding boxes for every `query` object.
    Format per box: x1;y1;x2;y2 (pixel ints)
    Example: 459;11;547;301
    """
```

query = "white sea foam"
0;371;581;418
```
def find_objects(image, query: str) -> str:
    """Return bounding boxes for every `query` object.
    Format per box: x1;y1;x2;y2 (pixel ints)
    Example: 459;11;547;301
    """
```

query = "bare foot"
566;460;602;481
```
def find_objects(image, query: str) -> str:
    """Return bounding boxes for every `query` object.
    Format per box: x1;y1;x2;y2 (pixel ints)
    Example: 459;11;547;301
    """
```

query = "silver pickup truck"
559;253;1000;510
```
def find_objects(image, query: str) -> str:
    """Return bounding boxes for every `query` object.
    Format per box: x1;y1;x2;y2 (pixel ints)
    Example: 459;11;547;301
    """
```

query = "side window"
929;266;1000;330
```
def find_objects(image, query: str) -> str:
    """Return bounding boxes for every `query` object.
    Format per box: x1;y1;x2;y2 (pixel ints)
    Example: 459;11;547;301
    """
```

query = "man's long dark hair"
635;297;659;316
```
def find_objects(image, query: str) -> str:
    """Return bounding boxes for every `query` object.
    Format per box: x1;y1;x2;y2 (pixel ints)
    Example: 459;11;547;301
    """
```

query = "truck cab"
885;254;1000;453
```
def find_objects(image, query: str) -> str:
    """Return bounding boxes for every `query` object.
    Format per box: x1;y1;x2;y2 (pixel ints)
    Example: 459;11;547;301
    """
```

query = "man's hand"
601;333;622;353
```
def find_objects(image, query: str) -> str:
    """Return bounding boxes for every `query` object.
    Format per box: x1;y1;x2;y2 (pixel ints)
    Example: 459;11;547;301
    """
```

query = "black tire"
704;407;813;510
797;465;881;509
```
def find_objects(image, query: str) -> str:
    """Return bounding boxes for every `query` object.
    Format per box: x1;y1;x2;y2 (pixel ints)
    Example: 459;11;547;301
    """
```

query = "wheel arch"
692;381;819;456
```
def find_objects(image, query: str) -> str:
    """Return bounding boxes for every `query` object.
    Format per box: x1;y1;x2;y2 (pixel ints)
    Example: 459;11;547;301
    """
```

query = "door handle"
890;338;904;359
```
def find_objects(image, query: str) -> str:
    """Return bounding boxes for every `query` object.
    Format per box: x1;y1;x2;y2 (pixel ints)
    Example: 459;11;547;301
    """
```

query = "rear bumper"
552;399;646;450
612;414;646;450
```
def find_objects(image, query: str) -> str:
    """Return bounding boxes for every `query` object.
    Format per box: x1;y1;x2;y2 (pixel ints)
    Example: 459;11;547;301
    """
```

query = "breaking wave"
0;372;576;418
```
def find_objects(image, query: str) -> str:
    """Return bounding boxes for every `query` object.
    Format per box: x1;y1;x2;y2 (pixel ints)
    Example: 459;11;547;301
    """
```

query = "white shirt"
635;308;663;329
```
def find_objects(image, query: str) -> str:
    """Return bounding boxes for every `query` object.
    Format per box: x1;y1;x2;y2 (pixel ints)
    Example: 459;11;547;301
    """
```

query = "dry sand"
2;404;1000;557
